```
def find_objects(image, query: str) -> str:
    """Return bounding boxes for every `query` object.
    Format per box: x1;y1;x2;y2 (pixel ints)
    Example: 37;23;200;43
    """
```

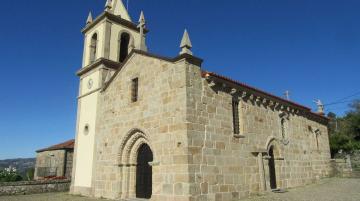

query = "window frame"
232;98;240;135
131;77;139;102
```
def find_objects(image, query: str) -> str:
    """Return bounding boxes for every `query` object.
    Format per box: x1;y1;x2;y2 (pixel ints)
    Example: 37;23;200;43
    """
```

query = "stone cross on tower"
180;29;193;55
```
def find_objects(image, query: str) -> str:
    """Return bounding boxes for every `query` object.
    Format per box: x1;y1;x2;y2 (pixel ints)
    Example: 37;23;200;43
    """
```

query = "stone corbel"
208;80;216;87
249;94;254;101
286;106;291;112
262;98;268;105
230;88;237;95
274;102;280;110
241;91;247;100
255;96;261;103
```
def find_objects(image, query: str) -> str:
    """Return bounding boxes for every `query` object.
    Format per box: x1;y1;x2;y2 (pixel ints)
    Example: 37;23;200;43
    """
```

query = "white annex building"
71;1;332;200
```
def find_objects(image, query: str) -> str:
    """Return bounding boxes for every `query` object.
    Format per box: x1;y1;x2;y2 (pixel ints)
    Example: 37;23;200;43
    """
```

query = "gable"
102;51;175;92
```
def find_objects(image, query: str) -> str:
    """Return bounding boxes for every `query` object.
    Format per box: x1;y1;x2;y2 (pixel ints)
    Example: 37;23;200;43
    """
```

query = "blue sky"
0;0;359;159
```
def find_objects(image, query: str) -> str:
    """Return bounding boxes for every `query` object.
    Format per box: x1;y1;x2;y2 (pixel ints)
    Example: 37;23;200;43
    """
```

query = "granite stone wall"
35;150;73;180
186;64;331;201
0;180;70;196
92;53;189;200
65;151;74;179
78;52;331;201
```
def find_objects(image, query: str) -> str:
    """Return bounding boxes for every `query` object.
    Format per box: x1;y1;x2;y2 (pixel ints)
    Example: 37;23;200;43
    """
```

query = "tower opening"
119;33;130;63
136;144;153;199
89;33;98;64
268;146;277;189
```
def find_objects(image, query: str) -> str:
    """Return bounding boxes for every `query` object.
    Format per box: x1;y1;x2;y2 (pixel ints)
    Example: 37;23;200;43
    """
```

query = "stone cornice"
82;11;149;34
76;58;122;76
173;53;203;66
203;72;329;125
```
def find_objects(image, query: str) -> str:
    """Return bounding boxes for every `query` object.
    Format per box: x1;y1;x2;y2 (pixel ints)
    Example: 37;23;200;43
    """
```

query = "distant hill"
0;158;36;177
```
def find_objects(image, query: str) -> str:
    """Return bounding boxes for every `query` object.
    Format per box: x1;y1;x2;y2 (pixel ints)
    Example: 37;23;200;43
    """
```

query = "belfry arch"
118;31;134;63
117;129;154;199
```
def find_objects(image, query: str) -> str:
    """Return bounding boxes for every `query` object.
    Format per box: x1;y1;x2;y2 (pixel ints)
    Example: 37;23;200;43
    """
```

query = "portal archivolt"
117;129;153;199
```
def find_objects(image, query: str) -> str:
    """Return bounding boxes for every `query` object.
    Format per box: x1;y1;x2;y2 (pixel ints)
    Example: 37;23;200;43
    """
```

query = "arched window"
89;33;98;64
119;32;130;63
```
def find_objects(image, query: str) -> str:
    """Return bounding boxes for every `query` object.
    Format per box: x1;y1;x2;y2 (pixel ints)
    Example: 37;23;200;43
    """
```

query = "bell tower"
71;0;148;195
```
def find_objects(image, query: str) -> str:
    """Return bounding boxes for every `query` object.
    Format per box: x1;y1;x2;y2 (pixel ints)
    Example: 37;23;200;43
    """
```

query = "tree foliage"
0;166;22;182
328;99;360;157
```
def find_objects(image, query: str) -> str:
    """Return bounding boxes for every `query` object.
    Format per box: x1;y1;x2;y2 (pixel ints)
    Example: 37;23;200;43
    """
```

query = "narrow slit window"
232;99;240;134
281;118;286;139
131;78;139;102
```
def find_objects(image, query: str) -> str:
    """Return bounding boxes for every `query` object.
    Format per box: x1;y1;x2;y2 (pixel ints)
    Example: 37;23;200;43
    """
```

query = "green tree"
328;99;360;157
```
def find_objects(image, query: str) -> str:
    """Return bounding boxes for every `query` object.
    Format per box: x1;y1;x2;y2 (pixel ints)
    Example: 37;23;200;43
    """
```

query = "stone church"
70;1;332;200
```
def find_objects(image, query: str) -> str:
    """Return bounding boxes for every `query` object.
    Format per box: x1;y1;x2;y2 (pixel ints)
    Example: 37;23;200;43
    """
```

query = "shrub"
0;166;23;182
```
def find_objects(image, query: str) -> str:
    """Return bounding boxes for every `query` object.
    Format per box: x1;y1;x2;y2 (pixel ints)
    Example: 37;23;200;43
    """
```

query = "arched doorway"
268;146;277;189
136;144;153;199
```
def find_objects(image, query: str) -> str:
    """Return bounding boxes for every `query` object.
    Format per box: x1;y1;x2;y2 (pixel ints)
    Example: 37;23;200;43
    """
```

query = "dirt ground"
0;178;359;201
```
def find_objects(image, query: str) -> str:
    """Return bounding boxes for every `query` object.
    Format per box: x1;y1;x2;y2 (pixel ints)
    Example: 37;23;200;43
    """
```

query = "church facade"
70;1;332;200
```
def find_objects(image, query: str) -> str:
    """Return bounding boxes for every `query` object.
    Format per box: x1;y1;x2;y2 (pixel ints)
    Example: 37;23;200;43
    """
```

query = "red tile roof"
36;139;75;153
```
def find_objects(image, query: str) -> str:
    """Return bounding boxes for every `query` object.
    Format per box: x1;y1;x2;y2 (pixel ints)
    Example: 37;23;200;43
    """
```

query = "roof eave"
203;72;329;122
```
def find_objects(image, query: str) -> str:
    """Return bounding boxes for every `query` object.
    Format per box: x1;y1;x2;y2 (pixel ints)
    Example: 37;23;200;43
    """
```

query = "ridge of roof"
36;139;75;153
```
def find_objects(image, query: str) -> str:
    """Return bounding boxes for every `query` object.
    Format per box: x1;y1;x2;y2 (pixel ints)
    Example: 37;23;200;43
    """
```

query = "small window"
131;78;139;102
84;124;90;135
232;99;240;134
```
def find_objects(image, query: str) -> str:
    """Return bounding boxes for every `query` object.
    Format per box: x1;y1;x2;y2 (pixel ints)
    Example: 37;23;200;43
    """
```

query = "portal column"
257;152;266;191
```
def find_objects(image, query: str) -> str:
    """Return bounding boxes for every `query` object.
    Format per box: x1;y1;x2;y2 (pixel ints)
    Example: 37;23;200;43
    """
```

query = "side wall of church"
185;64;331;201
92;54;193;200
